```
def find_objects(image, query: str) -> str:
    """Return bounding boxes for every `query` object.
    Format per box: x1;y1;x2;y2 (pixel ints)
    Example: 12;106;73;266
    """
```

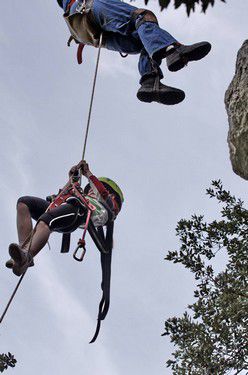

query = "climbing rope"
81;33;103;181
0;35;104;326
0;273;26;324
0;228;36;324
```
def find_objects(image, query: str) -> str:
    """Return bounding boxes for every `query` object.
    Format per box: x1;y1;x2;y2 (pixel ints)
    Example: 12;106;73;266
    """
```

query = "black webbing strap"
61;233;71;253
90;221;114;343
59;206;83;253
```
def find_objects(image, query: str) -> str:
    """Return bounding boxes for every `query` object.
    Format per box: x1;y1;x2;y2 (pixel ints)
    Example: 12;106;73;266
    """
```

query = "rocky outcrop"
225;40;248;180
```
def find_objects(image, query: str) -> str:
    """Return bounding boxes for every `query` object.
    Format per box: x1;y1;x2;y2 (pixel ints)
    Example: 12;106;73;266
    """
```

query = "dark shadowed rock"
225;40;248;180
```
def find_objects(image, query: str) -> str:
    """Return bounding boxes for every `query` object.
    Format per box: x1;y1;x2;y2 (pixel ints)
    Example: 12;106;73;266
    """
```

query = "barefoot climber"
57;0;211;105
6;161;123;276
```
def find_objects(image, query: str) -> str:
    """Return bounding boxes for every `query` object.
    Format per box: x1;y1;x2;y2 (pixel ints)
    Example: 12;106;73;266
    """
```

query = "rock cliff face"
225;40;248;180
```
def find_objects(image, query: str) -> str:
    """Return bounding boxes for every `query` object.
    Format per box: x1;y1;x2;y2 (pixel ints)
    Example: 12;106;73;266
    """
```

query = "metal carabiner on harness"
72;206;92;262
73;239;86;261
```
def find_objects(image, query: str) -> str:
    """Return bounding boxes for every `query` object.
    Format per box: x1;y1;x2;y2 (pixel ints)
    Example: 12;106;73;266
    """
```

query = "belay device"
46;174;115;343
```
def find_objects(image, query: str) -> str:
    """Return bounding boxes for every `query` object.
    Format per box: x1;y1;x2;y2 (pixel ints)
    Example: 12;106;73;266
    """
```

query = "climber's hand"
77;160;91;176
69;165;78;177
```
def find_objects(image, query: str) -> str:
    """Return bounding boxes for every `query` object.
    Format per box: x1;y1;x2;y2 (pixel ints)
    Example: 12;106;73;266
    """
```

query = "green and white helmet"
85;177;124;208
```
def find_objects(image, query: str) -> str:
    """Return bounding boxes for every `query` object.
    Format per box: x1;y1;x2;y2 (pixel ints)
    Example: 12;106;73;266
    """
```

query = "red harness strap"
47;180;95;212
77;43;85;64
66;0;76;12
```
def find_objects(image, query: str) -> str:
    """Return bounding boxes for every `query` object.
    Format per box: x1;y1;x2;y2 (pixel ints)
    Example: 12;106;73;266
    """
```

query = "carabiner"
73;240;86;262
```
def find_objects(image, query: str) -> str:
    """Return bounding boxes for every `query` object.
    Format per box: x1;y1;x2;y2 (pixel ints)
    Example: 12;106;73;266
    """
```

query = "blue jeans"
68;0;177;80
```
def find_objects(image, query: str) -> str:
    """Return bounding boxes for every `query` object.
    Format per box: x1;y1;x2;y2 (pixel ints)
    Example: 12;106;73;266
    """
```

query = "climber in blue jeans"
57;0;211;105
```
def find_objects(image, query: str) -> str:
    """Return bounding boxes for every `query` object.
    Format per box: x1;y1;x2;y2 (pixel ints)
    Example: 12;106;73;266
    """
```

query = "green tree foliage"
0;353;16;373
163;180;248;374
144;0;226;16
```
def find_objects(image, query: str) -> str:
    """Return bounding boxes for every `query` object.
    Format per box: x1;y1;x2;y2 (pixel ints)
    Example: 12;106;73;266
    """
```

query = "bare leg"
9;202;51;275
28;221;51;257
17;202;33;247
9;220;51;275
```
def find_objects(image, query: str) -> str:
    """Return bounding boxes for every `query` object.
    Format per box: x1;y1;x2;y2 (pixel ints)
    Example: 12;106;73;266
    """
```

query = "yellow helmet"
84;177;124;207
99;177;124;203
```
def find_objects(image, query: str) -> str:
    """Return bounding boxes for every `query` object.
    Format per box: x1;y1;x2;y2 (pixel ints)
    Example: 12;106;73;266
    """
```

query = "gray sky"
0;1;247;374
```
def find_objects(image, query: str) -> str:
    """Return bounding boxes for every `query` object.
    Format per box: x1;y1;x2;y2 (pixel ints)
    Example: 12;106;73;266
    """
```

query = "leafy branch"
0;353;17;373
141;0;226;16
164;180;248;374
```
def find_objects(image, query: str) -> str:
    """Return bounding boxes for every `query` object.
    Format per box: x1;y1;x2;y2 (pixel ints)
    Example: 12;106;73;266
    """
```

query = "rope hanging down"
0;229;35;325
0;35;103;327
0;273;25;324
81;33;103;163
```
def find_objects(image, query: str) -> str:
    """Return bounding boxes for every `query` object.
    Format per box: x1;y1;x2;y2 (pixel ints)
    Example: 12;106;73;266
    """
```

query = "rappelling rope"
0;273;25;324
80;33;103;183
0;35;103;326
0;229;36;324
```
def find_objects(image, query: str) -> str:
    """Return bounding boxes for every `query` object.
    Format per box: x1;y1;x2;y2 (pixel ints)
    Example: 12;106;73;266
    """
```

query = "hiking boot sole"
168;42;212;72
137;88;185;105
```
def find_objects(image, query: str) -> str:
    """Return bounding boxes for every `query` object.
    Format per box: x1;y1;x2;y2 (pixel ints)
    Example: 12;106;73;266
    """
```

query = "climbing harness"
1;34;111;342
65;0;102;61
46;174;110;258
